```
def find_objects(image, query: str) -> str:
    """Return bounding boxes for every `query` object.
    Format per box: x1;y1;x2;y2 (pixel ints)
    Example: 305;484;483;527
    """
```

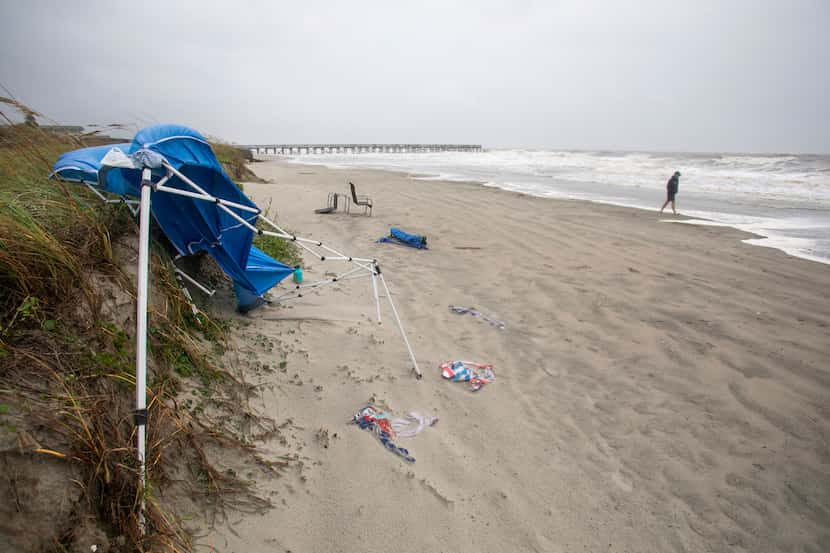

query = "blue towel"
377;227;428;249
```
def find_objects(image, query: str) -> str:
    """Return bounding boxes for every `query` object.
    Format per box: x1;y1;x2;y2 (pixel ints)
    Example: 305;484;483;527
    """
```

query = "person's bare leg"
671;199;676;215
660;199;670;213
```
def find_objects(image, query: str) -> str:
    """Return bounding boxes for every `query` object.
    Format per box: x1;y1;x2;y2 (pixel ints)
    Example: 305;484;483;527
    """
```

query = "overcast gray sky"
1;0;828;153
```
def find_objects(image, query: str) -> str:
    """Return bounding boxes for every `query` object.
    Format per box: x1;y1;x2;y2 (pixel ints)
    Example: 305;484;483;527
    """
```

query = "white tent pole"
154;168;379;276
258;229;333;258
134;167;152;534
192;195;259;233
160;161;260;213
258;231;377;274
155;162;378;273
84;181;109;202
371;268;382;324
83;182;137;214
153;174;171;189
174;272;201;319
156;184;260;214
173;267;215;296
120;199;139;217
269;268;372;301
152;172;352;275
293;264;366;286
257;227;375;262
158;189;377;275
267;272;375;303
255;216;377;267
377;268;421;378
318;272;372;283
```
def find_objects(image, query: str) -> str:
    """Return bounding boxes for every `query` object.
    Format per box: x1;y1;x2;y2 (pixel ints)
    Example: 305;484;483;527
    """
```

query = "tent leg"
174;273;201;321
84;181;108;202
377;270;421;378
174;267;215;297
135;168;152;535
371;268;382;324
121;197;139;217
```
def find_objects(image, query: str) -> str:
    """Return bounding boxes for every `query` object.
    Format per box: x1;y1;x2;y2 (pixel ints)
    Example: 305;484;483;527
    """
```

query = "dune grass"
210;140;263;186
0;111;282;551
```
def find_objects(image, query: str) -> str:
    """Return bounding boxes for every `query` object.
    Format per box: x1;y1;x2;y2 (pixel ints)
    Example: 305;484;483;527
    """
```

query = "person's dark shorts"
667;190;677;201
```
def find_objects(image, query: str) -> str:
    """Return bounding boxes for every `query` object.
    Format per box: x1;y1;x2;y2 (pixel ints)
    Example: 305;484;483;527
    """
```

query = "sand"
203;159;830;553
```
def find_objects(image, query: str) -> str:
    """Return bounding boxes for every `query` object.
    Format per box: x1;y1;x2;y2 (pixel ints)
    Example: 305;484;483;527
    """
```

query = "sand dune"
204;160;830;553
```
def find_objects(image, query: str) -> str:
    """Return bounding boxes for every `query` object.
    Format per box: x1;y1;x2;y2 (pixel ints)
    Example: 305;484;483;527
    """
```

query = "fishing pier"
243;144;483;155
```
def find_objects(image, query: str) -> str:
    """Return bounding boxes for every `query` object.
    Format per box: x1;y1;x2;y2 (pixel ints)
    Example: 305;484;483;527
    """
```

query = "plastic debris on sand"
449;305;505;330
440;360;496;391
352;406;438;462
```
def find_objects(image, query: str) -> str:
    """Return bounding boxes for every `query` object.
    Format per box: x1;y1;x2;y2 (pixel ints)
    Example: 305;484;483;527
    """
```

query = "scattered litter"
449;305;505;330
351;406;436;462
377;227;428;249
391;411;438;438
440;360;496;391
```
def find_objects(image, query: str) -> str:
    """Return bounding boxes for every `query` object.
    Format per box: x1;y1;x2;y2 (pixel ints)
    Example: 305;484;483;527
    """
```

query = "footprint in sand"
611;470;634;493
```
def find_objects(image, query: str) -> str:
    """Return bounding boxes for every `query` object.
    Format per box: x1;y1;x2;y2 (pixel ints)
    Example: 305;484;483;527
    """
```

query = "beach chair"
315;192;340;214
348;181;373;216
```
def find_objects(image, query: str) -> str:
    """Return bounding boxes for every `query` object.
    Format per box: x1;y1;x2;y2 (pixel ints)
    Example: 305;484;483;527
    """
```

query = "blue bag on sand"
377;227;428;249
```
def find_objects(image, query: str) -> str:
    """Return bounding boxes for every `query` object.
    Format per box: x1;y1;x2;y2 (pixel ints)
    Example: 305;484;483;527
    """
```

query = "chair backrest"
349;181;359;203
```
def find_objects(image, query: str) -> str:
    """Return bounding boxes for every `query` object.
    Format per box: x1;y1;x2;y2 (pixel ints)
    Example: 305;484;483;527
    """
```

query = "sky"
1;0;828;153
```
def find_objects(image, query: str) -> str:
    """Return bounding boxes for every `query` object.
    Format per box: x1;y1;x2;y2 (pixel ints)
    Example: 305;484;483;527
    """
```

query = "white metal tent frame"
128;159;421;531
82;180;141;216
47;169;141;216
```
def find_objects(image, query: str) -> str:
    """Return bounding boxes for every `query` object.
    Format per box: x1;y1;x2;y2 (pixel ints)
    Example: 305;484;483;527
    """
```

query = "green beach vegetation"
0;103;295;552
210;139;262;186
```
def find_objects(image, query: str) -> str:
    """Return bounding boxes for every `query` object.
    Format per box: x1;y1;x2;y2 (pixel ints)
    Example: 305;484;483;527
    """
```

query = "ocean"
289;149;830;266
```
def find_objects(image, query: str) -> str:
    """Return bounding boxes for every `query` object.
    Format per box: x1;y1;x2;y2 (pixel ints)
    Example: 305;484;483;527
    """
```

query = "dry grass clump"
0;106;282;552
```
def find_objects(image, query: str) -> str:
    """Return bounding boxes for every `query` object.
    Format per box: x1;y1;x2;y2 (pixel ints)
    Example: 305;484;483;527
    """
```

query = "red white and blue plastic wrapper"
440;360;495;391
352;406;438;463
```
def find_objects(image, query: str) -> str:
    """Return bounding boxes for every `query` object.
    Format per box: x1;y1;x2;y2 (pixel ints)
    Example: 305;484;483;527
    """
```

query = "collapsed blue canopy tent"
52;125;293;311
52;123;422;532
52;123;419;374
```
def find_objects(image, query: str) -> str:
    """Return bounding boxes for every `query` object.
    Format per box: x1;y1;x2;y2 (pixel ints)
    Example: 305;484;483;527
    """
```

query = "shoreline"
208;158;830;553
274;154;830;267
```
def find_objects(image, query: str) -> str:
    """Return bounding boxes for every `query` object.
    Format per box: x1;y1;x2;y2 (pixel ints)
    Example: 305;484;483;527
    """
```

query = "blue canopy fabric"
377;227;428;249
52;143;132;185
51;124;293;311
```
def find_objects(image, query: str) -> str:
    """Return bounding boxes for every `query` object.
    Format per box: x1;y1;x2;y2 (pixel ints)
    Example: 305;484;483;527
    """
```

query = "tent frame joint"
133;408;148;426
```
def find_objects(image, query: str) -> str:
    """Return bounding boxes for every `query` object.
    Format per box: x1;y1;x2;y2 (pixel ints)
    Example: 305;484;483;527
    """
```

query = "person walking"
660;171;681;214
